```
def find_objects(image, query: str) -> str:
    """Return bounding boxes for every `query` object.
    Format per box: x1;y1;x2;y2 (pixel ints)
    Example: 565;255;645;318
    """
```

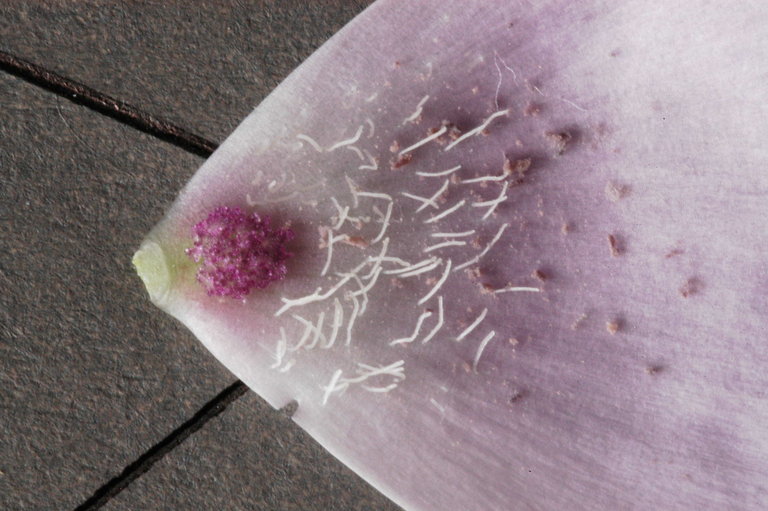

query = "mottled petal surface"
134;1;768;510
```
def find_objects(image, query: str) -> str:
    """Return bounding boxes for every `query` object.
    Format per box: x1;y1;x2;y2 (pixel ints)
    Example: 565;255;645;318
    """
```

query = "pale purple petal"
133;1;768;510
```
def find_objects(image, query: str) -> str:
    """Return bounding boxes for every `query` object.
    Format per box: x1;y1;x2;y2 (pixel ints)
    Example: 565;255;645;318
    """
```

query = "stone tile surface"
0;74;232;510
104;393;401;511
1;0;372;143
2;1;400;510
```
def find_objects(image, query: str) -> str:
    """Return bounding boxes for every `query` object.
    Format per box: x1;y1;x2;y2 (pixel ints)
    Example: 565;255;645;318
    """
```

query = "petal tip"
133;239;171;305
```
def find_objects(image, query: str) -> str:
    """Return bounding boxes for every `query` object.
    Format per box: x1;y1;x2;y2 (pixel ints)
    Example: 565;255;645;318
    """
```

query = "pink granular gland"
186;207;294;299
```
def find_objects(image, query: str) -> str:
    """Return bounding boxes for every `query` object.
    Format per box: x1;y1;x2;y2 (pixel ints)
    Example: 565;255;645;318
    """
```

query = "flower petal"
135;1;768;510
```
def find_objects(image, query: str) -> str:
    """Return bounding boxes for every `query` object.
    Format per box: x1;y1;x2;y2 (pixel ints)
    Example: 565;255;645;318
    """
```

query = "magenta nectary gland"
186;206;294;299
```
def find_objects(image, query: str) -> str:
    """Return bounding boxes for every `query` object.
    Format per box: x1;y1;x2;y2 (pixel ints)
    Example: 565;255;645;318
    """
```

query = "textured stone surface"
104;393;401;511
0;73;231;510
2;1;399;510
1;0;372;143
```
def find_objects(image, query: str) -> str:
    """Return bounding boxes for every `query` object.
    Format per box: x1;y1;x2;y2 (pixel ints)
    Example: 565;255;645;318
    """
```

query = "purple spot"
186;206;294;299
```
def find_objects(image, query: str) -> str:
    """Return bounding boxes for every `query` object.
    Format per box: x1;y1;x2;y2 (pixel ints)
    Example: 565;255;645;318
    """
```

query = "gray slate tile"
1;0;372;144
3;1;401;509
104;393;402;511
0;73;233;509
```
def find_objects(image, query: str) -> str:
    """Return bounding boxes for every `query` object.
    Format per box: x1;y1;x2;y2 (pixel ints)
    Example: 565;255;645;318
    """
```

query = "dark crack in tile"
104;393;402;511
1;0;373;144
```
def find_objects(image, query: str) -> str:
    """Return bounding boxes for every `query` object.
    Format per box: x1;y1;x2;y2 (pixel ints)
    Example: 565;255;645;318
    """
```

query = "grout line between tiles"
73;380;249;511
0;50;217;158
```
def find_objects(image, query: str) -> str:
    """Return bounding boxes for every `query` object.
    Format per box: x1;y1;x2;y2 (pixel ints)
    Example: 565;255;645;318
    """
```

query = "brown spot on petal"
646;365;665;375
317;226;331;249
481;283;497;295
464;266;483;283
509;389;526;404
524;102;542;116
390;153;413;170
342;236;369;249
445;121;462;141
504;157;532;185
605;181;630;202
545;130;572;156
679;277;702;298
665;247;685;258
608;234;624;257
532;269;548;281
606;318;623;335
